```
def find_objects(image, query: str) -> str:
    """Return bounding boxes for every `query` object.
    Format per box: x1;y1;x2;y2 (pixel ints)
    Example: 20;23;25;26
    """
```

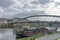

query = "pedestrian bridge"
12;15;60;27
23;15;60;22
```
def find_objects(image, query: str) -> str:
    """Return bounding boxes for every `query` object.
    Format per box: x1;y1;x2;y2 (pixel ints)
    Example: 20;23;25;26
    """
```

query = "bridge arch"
12;15;60;27
23;15;60;22
23;15;60;19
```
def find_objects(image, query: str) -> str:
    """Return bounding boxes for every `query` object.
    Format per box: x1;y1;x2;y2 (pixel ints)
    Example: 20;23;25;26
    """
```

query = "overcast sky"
0;0;60;18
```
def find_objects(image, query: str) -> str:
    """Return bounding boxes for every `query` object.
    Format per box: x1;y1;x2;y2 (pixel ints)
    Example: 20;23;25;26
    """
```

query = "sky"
0;0;60;18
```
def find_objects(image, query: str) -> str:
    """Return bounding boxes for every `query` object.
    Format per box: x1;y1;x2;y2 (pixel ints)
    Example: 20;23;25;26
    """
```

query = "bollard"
31;38;35;40
33;38;35;40
25;39;27;40
31;38;32;40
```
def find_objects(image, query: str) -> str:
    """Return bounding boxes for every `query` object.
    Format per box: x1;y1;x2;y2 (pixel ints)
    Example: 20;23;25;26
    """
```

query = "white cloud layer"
54;0;60;2
0;7;4;13
0;0;60;18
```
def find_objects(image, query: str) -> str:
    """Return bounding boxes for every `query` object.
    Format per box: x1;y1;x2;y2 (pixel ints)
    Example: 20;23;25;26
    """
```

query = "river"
0;29;16;40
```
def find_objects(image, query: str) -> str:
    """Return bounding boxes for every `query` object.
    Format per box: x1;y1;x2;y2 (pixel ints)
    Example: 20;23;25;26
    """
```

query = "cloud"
54;0;60;2
44;1;60;16
0;7;4;13
0;0;60;18
9;0;51;12
9;0;46;12
38;0;51;5
0;0;14;8
45;5;60;15
14;11;45;18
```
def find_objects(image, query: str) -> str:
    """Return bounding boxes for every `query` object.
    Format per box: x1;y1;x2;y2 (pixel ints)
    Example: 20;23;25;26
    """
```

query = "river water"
0;29;16;40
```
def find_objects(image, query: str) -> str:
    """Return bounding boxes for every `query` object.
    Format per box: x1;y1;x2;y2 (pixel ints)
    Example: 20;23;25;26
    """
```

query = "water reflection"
0;29;16;40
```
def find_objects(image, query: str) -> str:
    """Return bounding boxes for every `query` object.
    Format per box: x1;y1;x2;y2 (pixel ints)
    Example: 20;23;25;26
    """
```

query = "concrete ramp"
36;33;60;40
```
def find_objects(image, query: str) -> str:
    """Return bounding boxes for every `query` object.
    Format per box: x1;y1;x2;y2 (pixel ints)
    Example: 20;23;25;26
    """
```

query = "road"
36;33;60;40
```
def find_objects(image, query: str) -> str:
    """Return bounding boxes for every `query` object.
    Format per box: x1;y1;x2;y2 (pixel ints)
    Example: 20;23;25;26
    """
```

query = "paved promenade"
36;33;60;40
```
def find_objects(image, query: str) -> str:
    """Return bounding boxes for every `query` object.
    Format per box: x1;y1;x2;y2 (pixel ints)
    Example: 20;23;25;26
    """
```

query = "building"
0;18;8;25
57;27;60;33
45;27;57;32
7;19;14;23
13;18;28;22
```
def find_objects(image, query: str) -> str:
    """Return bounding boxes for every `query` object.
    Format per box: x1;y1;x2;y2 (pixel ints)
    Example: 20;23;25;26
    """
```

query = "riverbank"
18;32;57;40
